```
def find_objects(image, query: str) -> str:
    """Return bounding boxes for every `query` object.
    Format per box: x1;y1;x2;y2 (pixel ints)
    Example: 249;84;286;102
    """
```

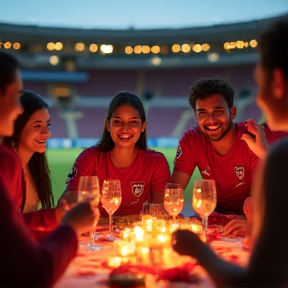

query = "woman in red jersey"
59;91;170;217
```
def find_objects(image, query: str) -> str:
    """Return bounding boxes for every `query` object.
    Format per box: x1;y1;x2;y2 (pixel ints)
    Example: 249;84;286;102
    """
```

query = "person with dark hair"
59;91;170;217
171;76;287;218
3;91;53;211
1;90;69;231
0;50;99;287
172;17;288;288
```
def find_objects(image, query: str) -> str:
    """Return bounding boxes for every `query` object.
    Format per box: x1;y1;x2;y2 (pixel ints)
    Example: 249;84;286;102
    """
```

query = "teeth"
206;126;220;131
119;135;132;139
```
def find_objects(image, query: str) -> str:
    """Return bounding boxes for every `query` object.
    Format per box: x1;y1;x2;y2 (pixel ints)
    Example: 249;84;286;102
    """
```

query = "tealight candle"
107;256;122;268
115;241;136;257
134;226;144;242
191;223;202;234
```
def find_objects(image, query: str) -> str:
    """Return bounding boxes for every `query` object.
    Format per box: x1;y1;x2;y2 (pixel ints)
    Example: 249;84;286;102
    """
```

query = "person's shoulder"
180;127;202;140
236;122;247;133
143;148;164;157
262;123;288;138
0;145;22;173
183;127;199;136
77;146;102;159
142;148;167;159
0;145;20;163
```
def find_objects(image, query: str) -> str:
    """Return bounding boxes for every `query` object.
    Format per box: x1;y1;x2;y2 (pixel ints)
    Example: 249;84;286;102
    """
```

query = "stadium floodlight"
207;53;219;62
151;56;161;66
49;55;59;66
100;44;113;54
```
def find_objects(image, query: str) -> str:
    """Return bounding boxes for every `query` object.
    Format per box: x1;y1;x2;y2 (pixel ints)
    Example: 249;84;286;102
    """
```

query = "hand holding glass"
78;176;100;249
192;179;217;242
164;183;184;222
101;179;122;235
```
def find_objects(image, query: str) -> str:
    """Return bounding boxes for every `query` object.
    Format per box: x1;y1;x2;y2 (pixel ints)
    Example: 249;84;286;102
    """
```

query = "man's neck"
211;123;237;156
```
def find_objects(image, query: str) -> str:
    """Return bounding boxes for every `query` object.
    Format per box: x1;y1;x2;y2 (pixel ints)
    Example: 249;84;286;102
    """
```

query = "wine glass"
78;175;100;250
101;179;122;237
192;179;217;242
164;183;184;223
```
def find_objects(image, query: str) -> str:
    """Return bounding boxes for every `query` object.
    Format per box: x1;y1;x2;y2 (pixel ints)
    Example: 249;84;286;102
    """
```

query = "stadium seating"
49;107;69;138
74;70;138;97
22;64;263;139
76;107;107;138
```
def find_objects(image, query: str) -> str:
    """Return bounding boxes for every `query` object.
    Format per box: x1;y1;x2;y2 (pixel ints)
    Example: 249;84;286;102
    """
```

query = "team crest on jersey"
66;167;77;184
176;143;182;159
131;182;145;197
201;167;211;177
234;165;245;181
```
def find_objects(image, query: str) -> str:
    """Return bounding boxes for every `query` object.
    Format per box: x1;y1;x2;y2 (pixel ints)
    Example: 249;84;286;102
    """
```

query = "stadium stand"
76;108;107;138
2;14;284;142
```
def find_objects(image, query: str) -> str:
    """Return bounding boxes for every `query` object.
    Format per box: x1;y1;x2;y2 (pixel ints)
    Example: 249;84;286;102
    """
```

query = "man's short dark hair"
0;51;20;93
188;76;234;111
258;17;288;80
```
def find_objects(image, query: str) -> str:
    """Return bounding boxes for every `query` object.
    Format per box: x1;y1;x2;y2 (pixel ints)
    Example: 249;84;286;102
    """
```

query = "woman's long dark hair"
97;91;147;152
3;91;54;209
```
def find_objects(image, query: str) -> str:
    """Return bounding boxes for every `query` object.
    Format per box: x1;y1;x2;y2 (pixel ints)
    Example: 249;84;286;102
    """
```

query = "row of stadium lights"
1;39;258;53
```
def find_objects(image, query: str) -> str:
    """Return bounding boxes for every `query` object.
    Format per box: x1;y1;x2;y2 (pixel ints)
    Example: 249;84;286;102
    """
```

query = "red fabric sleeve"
0;166;78;288
0;145;23;209
263;124;288;144
22;208;58;232
65;148;95;193
151;152;171;192
173;130;197;176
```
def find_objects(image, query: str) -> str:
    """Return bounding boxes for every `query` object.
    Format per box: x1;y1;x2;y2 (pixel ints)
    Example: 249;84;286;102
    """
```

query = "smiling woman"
59;91;171;218
3;90;54;212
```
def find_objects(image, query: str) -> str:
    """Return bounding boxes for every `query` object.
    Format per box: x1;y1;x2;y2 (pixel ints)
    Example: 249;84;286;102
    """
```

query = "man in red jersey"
171;76;287;215
0;50;98;287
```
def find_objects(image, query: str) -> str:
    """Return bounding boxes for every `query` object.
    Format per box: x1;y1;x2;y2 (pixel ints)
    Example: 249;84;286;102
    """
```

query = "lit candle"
191;224;202;234
108;256;122;268
116;241;136;257
134;226;144;242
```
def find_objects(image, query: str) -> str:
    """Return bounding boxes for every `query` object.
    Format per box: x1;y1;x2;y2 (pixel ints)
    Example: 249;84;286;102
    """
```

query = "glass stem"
202;216;208;242
173;215;176;223
109;213;112;234
90;229;95;246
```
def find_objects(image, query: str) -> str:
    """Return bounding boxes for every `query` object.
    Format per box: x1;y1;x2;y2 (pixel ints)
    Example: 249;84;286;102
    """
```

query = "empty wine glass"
164;183;184;222
192;179;217;242
101;179;122;237
78;175;100;250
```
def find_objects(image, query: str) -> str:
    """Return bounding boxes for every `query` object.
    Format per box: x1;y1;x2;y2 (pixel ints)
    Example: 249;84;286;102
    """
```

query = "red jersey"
0;145;58;231
0;145;77;287
174;122;287;214
66;147;170;215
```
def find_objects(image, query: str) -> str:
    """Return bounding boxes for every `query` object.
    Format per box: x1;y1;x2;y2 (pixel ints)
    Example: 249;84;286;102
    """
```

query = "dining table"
53;215;250;288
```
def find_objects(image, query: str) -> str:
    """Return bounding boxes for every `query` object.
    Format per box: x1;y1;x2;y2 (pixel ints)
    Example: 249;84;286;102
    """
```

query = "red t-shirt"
0;145;77;287
0;145;57;231
173;122;287;214
65;147;171;215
